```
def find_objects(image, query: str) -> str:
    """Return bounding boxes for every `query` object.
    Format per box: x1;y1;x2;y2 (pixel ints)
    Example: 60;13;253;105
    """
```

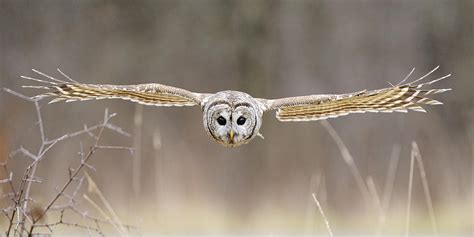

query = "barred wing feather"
263;68;451;122
21;69;205;107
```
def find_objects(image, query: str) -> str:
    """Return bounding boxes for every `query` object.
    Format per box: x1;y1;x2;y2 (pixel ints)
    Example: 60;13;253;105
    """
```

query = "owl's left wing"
259;67;451;122
22;69;210;107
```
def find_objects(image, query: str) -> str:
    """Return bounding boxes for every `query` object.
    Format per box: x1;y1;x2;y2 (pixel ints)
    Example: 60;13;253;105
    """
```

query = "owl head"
203;91;264;147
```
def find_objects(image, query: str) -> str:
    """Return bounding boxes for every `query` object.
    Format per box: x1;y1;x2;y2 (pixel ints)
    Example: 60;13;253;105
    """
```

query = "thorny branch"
1;87;136;236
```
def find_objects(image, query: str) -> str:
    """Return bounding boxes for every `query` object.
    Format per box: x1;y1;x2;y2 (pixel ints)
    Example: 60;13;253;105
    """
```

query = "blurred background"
0;0;472;235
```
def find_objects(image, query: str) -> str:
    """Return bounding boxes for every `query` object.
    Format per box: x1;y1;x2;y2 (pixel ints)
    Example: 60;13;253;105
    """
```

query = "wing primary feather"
272;67;450;122
22;85;51;90
396;67;416;86
21;75;58;85
57;68;79;83
408;65;439;85
32;69;68;84
23;69;205;107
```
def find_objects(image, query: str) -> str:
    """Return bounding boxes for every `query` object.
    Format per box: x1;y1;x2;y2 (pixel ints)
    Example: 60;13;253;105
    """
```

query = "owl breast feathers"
21;66;451;147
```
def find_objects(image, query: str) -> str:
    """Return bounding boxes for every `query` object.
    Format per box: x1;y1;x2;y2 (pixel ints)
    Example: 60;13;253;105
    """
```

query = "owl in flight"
22;67;450;147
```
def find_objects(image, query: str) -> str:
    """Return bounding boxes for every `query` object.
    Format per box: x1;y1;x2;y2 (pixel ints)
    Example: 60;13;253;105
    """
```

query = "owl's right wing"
259;67;451;121
22;69;211;107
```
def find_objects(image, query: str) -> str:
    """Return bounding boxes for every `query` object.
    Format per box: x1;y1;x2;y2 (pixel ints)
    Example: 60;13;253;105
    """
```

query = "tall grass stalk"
405;144;416;237
366;176;384;222
320;120;372;205
412;142;438;236
85;172;129;237
132;104;143;197
312;193;333;237
376;144;401;235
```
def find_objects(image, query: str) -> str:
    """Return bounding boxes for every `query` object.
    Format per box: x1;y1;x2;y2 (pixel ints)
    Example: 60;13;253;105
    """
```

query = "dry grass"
320;121;444;236
405;143;416;237
412;142;439;236
132;104;143;199
84;172;129;237
320;120;372;205
312;192;333;237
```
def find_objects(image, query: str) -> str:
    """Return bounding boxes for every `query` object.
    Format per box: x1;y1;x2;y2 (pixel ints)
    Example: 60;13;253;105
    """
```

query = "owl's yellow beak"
229;130;234;141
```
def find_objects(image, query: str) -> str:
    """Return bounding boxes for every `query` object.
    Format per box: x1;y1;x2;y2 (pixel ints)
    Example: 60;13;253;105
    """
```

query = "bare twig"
3;86;134;236
30;109;126;231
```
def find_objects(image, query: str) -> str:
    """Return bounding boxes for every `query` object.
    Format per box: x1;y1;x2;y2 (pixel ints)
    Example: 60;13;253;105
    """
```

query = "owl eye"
237;116;246;125
217;116;227;125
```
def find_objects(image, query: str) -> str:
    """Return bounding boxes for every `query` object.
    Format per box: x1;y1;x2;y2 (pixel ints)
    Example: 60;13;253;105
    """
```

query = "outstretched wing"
22;69;209;107
260;67;451;121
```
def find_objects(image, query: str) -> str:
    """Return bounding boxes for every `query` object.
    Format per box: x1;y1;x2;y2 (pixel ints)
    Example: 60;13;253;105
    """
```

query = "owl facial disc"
202;91;264;147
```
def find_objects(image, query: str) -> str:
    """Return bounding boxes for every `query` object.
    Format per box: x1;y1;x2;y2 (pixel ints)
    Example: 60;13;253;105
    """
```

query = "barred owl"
22;67;450;147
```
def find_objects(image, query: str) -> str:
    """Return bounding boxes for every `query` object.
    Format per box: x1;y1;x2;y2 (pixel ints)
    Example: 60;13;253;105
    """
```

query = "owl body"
202;91;264;147
22;67;451;147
